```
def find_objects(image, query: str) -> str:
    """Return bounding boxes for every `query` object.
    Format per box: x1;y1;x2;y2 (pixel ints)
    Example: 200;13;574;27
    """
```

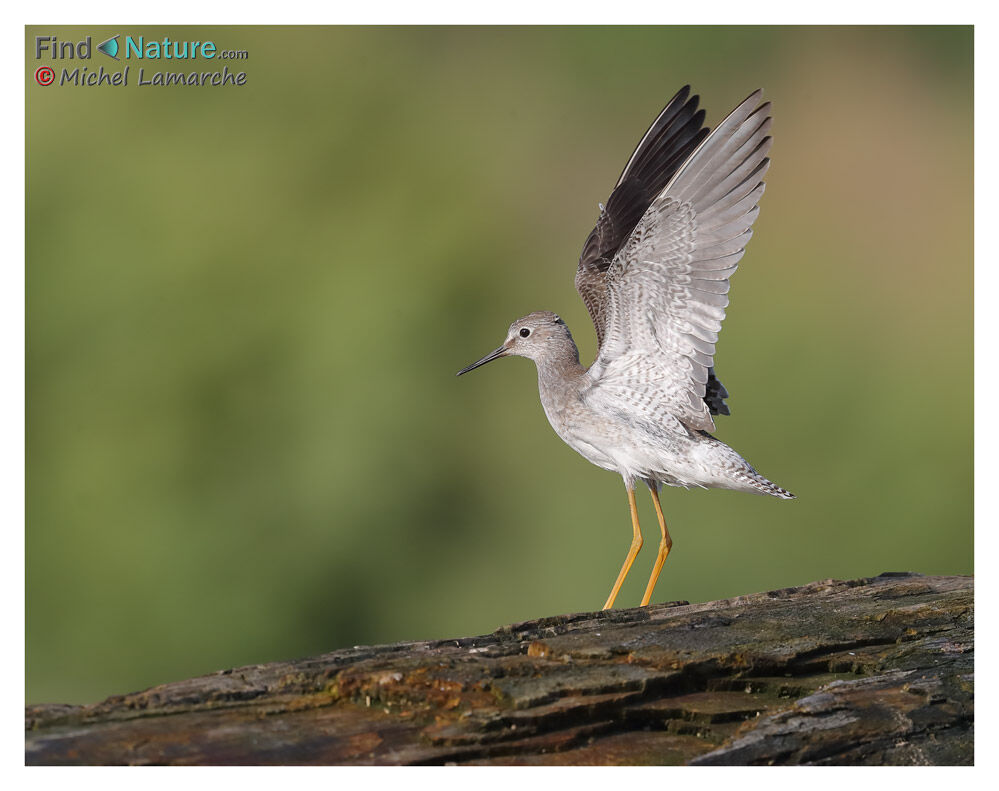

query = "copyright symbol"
35;66;55;86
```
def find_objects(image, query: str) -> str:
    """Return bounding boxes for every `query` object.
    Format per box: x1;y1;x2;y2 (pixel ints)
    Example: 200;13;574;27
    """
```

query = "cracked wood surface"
25;572;973;766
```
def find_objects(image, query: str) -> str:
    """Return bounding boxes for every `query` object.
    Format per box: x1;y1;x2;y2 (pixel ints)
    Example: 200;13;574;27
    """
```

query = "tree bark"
25;572;973;765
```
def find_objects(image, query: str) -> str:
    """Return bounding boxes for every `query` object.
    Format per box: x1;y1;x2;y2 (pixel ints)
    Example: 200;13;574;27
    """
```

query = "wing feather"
697;206;760;244
575;86;709;347
586;90;772;432
667;96;769;202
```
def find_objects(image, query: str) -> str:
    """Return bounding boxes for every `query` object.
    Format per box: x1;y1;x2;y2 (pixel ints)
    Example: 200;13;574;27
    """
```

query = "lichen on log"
25;572;973;765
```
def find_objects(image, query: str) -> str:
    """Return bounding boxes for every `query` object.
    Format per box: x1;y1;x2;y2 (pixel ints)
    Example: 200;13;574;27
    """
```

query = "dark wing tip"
704;368;731;416
577;85;710;351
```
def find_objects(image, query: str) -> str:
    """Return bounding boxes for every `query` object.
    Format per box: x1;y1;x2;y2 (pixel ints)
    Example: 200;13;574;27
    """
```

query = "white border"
8;4;988;783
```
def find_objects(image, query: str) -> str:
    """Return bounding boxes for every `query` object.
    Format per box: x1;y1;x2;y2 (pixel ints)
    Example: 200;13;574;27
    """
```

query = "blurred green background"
26;26;973;704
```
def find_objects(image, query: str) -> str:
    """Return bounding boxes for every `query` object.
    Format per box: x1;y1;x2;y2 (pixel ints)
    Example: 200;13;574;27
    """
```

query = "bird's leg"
602;485;643;610
640;484;673;606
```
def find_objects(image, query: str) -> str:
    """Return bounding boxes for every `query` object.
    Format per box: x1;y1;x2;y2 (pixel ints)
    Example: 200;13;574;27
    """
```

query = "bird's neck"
534;337;586;400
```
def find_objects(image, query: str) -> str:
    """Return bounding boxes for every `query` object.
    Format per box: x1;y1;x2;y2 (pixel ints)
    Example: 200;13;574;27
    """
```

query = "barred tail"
741;471;795;499
692;432;795;499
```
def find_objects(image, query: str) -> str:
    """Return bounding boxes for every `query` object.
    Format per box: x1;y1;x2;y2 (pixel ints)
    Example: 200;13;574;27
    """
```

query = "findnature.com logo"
33;34;249;87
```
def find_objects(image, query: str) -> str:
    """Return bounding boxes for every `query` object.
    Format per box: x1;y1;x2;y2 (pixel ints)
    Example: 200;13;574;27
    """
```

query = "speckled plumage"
457;86;793;607
476;311;792;499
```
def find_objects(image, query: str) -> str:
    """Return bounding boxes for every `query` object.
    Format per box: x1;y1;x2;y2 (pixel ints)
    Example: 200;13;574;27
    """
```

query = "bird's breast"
537;386;627;474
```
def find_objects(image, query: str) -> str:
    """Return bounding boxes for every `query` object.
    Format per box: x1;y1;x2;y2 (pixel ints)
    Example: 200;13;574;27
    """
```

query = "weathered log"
25;572;973;765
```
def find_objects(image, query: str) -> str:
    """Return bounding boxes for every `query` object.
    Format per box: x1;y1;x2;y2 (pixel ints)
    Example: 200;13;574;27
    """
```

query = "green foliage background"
26;26;973;704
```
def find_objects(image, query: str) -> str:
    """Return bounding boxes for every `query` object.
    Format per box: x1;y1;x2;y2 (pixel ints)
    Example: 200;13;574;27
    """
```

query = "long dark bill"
456;346;508;376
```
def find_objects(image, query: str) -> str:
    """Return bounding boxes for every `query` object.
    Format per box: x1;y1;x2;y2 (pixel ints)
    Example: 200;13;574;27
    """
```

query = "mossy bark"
25;572;973;765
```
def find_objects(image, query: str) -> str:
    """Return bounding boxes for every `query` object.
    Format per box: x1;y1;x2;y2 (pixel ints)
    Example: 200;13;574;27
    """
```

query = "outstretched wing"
575;86;708;349
586;90;772;433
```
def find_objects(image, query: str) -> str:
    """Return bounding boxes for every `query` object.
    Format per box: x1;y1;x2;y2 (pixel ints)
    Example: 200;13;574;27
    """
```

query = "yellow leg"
602;486;643;610
640;485;673;606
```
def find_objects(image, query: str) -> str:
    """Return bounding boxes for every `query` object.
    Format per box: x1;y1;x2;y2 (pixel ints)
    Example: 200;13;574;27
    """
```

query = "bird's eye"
519;328;531;338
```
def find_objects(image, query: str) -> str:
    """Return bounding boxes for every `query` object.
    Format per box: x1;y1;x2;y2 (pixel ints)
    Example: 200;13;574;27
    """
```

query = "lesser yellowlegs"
457;86;794;609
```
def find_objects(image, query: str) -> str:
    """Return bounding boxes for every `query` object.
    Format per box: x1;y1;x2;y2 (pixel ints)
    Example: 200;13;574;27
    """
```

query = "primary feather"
575;85;708;349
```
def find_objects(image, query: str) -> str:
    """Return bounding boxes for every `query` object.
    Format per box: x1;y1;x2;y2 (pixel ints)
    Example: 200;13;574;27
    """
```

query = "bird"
456;86;794;610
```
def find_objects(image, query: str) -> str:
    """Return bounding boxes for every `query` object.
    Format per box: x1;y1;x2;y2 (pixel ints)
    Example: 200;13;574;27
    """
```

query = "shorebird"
457;86;794;610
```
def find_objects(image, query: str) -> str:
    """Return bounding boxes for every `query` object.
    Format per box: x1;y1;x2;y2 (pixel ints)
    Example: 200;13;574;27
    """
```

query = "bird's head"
456;311;576;375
